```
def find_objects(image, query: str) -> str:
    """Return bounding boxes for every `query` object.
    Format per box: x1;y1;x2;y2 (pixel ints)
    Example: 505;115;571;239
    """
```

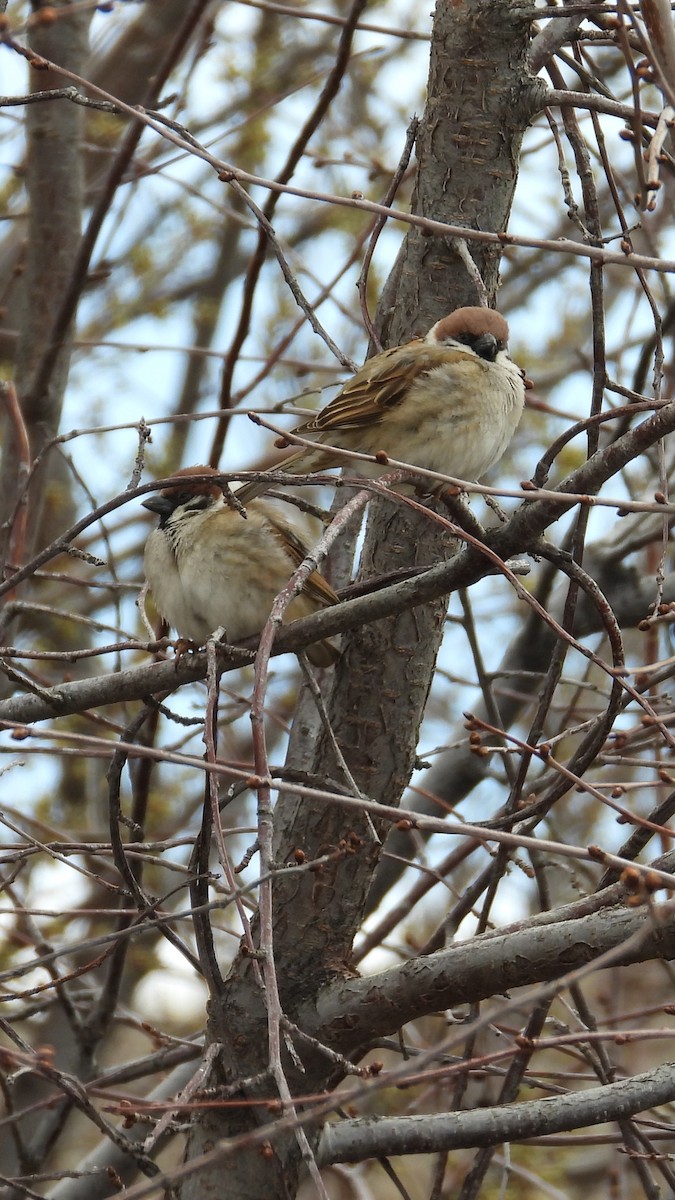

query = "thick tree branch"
2;395;675;725
310;902;675;1050
318;1059;675;1163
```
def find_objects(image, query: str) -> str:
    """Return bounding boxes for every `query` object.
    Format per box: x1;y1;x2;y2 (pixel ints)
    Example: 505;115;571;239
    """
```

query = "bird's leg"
172;638;202;664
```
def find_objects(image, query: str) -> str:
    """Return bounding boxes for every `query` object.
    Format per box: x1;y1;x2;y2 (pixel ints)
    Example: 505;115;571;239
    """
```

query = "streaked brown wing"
303;345;420;432
300;341;467;433
267;514;338;609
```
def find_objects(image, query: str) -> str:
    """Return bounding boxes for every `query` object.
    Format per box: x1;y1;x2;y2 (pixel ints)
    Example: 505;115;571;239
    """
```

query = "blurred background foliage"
1;2;675;1197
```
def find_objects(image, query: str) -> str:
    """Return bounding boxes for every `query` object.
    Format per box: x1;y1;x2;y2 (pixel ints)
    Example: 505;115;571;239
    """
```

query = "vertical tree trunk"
180;3;545;1198
0;2;91;572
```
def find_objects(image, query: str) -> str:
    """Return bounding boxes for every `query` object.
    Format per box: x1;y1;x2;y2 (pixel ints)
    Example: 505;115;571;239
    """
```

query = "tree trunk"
179;3;545;1198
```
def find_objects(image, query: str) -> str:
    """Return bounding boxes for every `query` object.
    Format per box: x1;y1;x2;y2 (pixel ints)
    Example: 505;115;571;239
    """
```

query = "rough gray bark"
377;0;545;341
308;899;675;1046
318;1059;675;1163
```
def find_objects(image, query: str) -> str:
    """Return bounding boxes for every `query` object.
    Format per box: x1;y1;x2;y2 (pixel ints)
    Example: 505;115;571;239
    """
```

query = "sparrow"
142;466;339;667
234;306;527;504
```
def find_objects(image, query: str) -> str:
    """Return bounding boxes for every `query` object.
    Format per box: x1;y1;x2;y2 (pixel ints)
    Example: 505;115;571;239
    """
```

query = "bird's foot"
171;637;202;665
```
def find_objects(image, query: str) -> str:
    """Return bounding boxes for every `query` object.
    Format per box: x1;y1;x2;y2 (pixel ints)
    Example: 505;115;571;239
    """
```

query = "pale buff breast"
371;353;525;483
147;506;311;644
144;525;202;639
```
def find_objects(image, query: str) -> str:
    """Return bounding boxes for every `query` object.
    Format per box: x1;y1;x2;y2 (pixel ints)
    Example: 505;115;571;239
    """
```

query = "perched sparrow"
142;466;339;667
235;306;527;504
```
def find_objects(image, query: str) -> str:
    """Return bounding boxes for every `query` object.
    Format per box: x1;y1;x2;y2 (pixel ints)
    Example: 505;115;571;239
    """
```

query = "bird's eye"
175;492;210;512
453;331;501;362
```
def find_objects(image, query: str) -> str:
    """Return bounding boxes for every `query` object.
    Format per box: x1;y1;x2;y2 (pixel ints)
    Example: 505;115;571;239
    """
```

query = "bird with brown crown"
234;307;528;505
142;466;339;667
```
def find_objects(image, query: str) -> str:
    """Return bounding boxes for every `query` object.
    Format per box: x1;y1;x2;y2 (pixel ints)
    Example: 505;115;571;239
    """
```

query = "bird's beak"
472;332;498;360
142;495;175;517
